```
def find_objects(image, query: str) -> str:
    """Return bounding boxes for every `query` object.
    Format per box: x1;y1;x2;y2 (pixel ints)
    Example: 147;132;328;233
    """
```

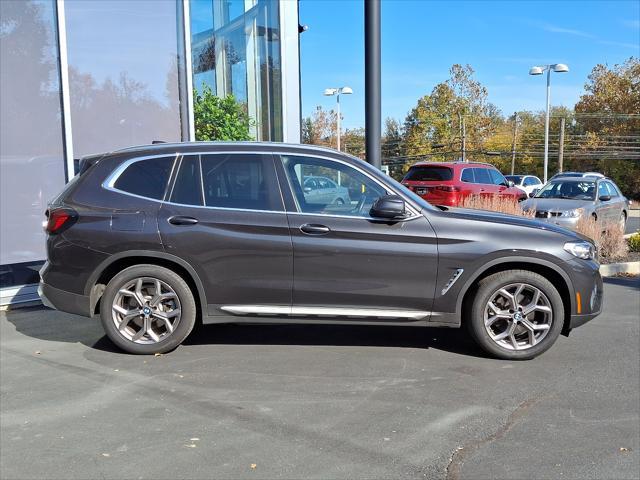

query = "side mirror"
507;180;515;187
599;195;611;202
529;188;540;198
370;195;406;219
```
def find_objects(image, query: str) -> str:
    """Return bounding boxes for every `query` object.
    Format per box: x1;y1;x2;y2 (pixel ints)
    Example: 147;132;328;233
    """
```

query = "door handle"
168;215;199;226
299;223;330;235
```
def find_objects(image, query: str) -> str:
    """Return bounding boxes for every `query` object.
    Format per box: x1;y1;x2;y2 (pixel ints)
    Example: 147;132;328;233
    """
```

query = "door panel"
277;154;438;317
158;153;292;315
288;213;438;313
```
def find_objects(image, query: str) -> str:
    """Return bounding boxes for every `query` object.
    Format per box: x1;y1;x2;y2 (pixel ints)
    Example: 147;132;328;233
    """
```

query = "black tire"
465;270;564;360
100;264;197;354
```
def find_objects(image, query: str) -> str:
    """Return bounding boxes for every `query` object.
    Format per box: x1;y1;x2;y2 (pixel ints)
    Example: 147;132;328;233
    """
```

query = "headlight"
564;241;595;260
559;208;584;218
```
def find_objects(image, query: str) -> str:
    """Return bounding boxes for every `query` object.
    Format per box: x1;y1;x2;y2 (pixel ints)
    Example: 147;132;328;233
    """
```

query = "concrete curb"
600;261;640;277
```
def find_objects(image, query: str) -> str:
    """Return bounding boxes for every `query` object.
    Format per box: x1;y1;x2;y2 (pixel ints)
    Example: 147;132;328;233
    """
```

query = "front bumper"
38;281;91;317
566;265;603;332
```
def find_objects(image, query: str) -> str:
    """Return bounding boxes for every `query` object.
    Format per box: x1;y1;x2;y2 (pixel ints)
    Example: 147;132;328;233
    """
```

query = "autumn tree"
301;106;337;148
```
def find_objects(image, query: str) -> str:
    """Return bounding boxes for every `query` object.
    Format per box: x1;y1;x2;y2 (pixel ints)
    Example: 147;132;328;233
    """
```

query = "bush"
193;84;254;141
628;231;640;252
575;216;629;261
460;195;534;218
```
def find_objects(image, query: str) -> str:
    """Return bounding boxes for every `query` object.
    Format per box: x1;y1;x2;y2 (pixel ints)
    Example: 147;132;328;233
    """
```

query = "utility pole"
558;117;566;173
364;0;381;169
458;112;466;162
510;112;518;175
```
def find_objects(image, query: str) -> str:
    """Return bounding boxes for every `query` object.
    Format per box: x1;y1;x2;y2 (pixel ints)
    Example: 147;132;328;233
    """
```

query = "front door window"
280;155;387;217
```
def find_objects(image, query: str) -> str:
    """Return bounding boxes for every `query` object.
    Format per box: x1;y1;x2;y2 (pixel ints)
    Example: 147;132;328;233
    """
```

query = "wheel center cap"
513;311;523;322
142;307;151;316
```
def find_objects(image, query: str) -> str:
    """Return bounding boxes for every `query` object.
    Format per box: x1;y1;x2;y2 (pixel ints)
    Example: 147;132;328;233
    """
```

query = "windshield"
534;181;596;200
505;175;523;184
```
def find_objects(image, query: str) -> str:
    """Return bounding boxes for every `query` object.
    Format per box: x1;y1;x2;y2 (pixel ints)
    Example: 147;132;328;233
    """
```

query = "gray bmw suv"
39;142;603;360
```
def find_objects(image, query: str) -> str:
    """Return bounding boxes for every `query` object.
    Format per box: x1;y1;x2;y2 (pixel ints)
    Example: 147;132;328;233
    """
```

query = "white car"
505;175;543;197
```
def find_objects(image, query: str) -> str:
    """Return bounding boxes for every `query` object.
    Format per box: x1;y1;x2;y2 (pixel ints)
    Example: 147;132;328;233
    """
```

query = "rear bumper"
38;281;91;317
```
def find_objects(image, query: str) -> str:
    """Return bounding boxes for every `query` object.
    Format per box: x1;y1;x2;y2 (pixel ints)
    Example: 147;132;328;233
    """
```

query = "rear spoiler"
75;153;105;176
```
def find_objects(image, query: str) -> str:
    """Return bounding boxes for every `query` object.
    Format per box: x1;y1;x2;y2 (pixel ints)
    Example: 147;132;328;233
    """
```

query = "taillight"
435;186;461;193
45;207;77;234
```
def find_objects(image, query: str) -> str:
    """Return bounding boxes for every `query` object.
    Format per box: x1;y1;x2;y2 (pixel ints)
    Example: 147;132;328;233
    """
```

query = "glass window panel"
190;0;282;141
473;168;492;185
0;0;66;275
281;156;387;217
200;153;282;211
114;157;175;200
489;169;507;186
64;0;183;157
461;168;474;183
171;156;204;206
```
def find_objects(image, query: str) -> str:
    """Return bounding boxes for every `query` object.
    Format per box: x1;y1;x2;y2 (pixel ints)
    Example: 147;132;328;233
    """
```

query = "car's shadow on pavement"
4;305;489;358
181;322;489;358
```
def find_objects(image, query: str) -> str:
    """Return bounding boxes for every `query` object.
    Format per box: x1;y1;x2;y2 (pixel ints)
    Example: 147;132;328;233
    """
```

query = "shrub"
628;231;640;252
460;195;534;218
575;216;629;261
193;84;254;141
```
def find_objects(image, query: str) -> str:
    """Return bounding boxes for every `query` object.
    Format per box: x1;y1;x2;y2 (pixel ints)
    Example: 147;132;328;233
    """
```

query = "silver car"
303;175;351;206
521;177;629;231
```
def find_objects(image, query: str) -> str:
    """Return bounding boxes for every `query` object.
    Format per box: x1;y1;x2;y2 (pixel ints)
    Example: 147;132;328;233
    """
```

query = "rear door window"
113;156;175;200
200;153;283;211
404;166;453;181
170;155;203;206
461;168;474;183
473;168;492;185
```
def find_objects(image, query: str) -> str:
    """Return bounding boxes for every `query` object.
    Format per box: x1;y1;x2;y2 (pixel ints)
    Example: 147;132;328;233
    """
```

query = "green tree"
193;84;253;141
301;106;337;148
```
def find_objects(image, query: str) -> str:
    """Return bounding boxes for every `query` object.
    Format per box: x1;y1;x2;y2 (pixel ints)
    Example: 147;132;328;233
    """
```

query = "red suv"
402;162;526;207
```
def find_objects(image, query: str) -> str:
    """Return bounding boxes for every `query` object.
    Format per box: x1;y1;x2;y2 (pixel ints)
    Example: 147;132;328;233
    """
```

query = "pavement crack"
445;397;543;480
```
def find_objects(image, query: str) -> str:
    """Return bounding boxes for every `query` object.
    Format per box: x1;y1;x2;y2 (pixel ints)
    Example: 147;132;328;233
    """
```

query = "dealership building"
0;0;301;305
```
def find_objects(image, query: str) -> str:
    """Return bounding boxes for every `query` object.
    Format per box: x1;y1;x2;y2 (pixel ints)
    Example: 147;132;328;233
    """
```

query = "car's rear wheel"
466;270;564;360
100;264;196;354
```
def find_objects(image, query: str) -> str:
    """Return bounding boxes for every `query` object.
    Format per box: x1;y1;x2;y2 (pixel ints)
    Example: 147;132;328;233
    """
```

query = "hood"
521;198;592;212
436;206;580;238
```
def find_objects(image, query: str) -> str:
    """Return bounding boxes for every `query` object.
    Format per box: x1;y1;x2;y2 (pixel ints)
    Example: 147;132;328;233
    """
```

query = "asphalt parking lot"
1;277;639;480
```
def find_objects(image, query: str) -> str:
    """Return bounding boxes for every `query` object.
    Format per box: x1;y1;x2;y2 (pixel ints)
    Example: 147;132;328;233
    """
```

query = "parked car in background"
521;177;629;231
505;175;543;197
402;161;527;207
39;142;602;360
550;171;605;180
303;175;351;206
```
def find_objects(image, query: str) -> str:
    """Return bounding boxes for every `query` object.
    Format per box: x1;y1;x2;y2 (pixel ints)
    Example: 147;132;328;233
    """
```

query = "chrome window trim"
101;149;423;220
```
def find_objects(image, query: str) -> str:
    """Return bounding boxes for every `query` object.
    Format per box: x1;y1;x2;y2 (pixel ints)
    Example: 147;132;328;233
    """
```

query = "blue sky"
299;0;640;129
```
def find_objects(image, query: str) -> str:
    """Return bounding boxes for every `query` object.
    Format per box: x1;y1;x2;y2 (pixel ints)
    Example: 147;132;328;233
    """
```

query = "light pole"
324;86;353;151
529;63;569;183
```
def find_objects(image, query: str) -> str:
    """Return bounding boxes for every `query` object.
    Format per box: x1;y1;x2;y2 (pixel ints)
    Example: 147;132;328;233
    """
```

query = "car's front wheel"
466;270;564;360
100;264;197;354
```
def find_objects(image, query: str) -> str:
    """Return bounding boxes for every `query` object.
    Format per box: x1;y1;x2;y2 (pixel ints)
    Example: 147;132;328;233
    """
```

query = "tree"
301;106;337;148
343;127;366;158
193;84;253;141
573;58;640;198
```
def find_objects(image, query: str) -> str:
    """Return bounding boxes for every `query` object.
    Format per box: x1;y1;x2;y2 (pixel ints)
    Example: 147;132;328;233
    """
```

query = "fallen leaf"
250;464;257;470
620;447;630;452
154;353;163;357
190;438;200;441
34;351;41;355
184;444;197;448
101;453;110;457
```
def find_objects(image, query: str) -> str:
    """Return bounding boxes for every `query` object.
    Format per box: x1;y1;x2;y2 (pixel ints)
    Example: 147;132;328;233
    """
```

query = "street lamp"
324;86;353;151
529;63;569;183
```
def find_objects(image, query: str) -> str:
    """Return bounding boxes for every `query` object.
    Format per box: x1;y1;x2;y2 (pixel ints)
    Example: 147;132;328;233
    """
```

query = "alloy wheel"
483;283;553;351
111;277;181;344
